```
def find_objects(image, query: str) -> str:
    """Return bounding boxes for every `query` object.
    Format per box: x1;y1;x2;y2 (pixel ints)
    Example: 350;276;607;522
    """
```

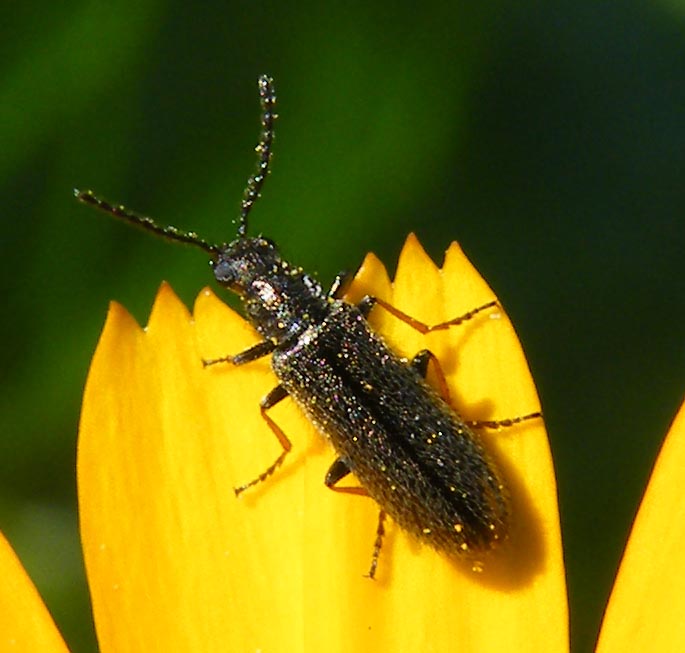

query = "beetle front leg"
327;270;353;300
202;339;277;367
465;412;542;430
357;295;498;333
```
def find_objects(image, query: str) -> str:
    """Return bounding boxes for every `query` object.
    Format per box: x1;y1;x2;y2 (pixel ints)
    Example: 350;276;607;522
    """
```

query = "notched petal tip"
198;285;218;300
440;240;497;311
397;232;439;276
443;239;467;263
105;298;141;328
346;251;392;304
356;250;388;279
193;286;261;357
193;286;237;320
393;234;441;322
147;282;193;332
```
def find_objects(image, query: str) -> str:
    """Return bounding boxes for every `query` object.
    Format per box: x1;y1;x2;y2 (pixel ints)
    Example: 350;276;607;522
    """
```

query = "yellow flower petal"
596;397;685;652
78;235;566;652
0;531;70;653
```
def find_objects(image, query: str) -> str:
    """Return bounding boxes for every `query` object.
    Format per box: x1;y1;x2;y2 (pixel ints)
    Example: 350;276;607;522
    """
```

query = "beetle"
76;75;540;578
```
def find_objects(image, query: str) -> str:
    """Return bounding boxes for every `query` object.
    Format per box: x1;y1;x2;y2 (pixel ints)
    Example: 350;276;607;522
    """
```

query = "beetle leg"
465;412;542;430
358;295;498;333
327;270;353;300
203;339;277;367
233;384;293;495
409;349;451;404
325;456;387;580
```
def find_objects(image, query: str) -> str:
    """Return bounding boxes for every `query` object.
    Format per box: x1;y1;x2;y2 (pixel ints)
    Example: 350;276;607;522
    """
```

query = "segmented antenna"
74;189;218;254
76;75;276;248
238;74;277;237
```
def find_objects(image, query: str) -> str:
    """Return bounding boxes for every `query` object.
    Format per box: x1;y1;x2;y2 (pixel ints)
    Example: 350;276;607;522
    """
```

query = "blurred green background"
1;2;684;651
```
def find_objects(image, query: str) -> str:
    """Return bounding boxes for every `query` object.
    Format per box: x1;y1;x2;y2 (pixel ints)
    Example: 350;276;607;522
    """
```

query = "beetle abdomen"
272;301;509;557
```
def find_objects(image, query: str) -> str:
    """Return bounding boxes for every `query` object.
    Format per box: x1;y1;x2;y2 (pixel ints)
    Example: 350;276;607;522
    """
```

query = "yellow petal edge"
597;397;685;652
78;234;567;653
0;532;69;653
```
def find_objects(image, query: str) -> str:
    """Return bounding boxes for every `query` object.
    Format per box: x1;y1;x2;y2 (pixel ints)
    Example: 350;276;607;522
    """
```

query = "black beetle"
76;75;540;578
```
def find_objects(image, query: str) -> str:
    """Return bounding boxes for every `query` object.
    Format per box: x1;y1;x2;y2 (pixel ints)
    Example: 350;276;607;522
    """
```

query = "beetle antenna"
237;74;277;238
75;75;276;249
74;189;218;254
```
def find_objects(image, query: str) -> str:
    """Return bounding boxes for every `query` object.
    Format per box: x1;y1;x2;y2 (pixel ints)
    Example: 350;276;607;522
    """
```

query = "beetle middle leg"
409;349;452;403
233;384;294;496
325;456;386;579
409;348;542;427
